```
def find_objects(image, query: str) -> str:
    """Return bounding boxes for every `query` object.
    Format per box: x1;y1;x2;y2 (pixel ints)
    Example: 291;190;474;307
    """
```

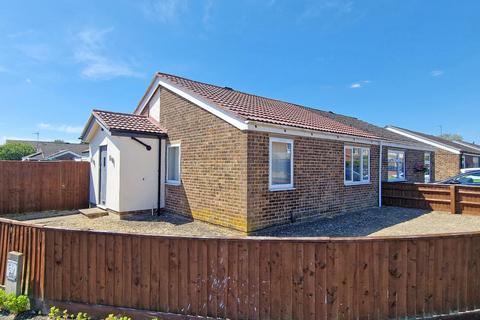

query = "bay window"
344;146;370;185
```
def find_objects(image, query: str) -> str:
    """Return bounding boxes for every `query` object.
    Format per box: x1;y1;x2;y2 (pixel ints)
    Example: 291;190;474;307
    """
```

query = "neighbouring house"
6;140;89;161
386;126;480;181
79;72;435;232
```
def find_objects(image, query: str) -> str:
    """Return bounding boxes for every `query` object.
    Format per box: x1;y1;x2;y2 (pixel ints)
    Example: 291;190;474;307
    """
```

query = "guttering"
378;141;383;207
157;137;162;215
247;121;381;145
386;127;461;154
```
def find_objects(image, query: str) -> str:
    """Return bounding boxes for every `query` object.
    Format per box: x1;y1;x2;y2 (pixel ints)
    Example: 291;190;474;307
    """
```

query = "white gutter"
378;141;383;207
386;127;461;154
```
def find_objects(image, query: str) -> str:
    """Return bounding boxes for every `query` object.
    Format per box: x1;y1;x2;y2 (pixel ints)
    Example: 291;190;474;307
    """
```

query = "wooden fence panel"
383;182;480;215
3;218;480;319
0;161;90;214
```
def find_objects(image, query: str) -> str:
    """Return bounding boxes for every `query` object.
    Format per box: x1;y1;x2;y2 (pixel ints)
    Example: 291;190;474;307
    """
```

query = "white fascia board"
135;75;249;131
247;121;381;145
382;141;436;152
47;150;82;160
82;119;111;143
386;127;461;154
452;140;480;152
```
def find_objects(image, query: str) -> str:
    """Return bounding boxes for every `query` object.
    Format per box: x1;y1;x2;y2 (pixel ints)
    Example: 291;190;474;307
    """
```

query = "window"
166;143;181;185
388;150;405;181
474;157;480;168
424;152;431;183
269;137;294;190
344;146;370;185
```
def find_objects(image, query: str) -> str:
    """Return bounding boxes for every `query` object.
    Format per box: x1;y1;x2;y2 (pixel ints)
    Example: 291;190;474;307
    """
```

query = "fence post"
450;185;458;214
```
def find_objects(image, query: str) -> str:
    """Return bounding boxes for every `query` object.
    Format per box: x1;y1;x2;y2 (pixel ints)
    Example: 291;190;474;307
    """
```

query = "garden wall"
1;218;480;319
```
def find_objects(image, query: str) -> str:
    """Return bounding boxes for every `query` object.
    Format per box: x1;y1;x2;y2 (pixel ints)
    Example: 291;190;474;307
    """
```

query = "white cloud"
301;0;354;20
350;80;370;89
25;78;32;84
74;27;141;80
141;0;188;24
7;29;35;38
15;43;52;62
431;70;444;77
203;0;214;26
38;122;83;134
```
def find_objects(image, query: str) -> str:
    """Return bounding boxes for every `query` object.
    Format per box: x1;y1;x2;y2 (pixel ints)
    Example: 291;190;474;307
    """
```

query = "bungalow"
80;72;434;232
386;126;480;181
6;139;89;161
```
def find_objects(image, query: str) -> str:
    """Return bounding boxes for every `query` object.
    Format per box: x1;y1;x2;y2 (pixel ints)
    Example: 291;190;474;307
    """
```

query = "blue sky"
1;0;479;143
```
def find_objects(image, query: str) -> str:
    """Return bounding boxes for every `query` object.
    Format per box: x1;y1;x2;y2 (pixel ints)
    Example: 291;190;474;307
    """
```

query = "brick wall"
158;88;249;231
246;132;380;232
382;148;432;183
435;151;460;181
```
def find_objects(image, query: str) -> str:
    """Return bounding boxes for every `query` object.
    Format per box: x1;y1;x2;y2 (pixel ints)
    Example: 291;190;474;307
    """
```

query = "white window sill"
269;186;296;192
166;181;181;186
344;181;371;186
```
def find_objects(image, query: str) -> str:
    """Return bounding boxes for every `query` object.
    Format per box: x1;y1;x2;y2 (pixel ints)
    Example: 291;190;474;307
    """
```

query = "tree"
0;142;37;160
53;139;65;143
438;133;463;141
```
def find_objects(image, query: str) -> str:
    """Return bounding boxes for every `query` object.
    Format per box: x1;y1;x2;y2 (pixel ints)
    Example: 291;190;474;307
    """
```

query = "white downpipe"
379;141;383;207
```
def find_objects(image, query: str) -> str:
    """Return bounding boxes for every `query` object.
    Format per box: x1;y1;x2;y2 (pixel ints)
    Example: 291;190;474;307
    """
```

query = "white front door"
99;146;107;205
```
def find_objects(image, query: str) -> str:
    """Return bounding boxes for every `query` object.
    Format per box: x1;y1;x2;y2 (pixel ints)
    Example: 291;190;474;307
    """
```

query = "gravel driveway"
4;207;480;238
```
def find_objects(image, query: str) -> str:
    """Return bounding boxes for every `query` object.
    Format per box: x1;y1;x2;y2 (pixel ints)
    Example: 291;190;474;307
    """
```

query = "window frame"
166;142;181;185
269;137;294;191
387;149;406;182
344;145;371;186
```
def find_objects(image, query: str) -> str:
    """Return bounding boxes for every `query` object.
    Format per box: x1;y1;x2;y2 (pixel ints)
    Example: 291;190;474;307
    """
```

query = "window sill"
344;181;371;186
166;181;181;186
388;179;406;183
269;186;296;192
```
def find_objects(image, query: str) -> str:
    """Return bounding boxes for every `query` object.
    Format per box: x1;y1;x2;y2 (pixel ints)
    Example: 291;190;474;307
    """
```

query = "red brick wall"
246;132;380;231
157;88;249;231
382;148;433;183
435;151;460;181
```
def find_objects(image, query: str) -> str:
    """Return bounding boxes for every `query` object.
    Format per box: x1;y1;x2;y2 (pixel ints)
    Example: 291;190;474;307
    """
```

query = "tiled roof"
387;126;480;155
6;140;89;160
93;110;166;136
154;72;379;139
310;110;431;146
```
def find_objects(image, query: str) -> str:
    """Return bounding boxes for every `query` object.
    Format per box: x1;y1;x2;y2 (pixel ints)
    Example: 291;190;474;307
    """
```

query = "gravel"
4;207;480;238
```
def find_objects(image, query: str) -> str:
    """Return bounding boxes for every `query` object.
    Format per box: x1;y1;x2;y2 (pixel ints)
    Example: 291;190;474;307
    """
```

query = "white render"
88;123;162;213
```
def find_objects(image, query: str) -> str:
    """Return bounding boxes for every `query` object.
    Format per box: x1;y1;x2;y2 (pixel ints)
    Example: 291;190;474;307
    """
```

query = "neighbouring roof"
89;109;167;137
141;72;380;140
452;140;480;152
386;126;480;155
6;140;89;160
309;110;434;149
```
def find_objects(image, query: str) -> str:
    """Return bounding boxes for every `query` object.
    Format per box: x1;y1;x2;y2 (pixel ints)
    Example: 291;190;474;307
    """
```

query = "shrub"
0;289;7;309
105;314;132;320
48;306;91;320
0;142;36;160
3;292;30;314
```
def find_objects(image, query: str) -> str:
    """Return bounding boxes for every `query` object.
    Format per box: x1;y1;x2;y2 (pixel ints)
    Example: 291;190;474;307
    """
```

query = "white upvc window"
269;137;294;190
166;143;181;185
344;146;370;185
388;150;406;182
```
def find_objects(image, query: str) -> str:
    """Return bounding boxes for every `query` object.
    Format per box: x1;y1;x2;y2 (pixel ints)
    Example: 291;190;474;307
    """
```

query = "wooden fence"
2;218;480;319
0;161;90;214
382;182;480;215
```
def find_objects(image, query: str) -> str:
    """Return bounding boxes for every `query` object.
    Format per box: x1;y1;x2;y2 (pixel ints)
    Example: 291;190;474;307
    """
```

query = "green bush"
0;142;37;160
0;290;30;314
48;306;91;320
105;314;131;320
